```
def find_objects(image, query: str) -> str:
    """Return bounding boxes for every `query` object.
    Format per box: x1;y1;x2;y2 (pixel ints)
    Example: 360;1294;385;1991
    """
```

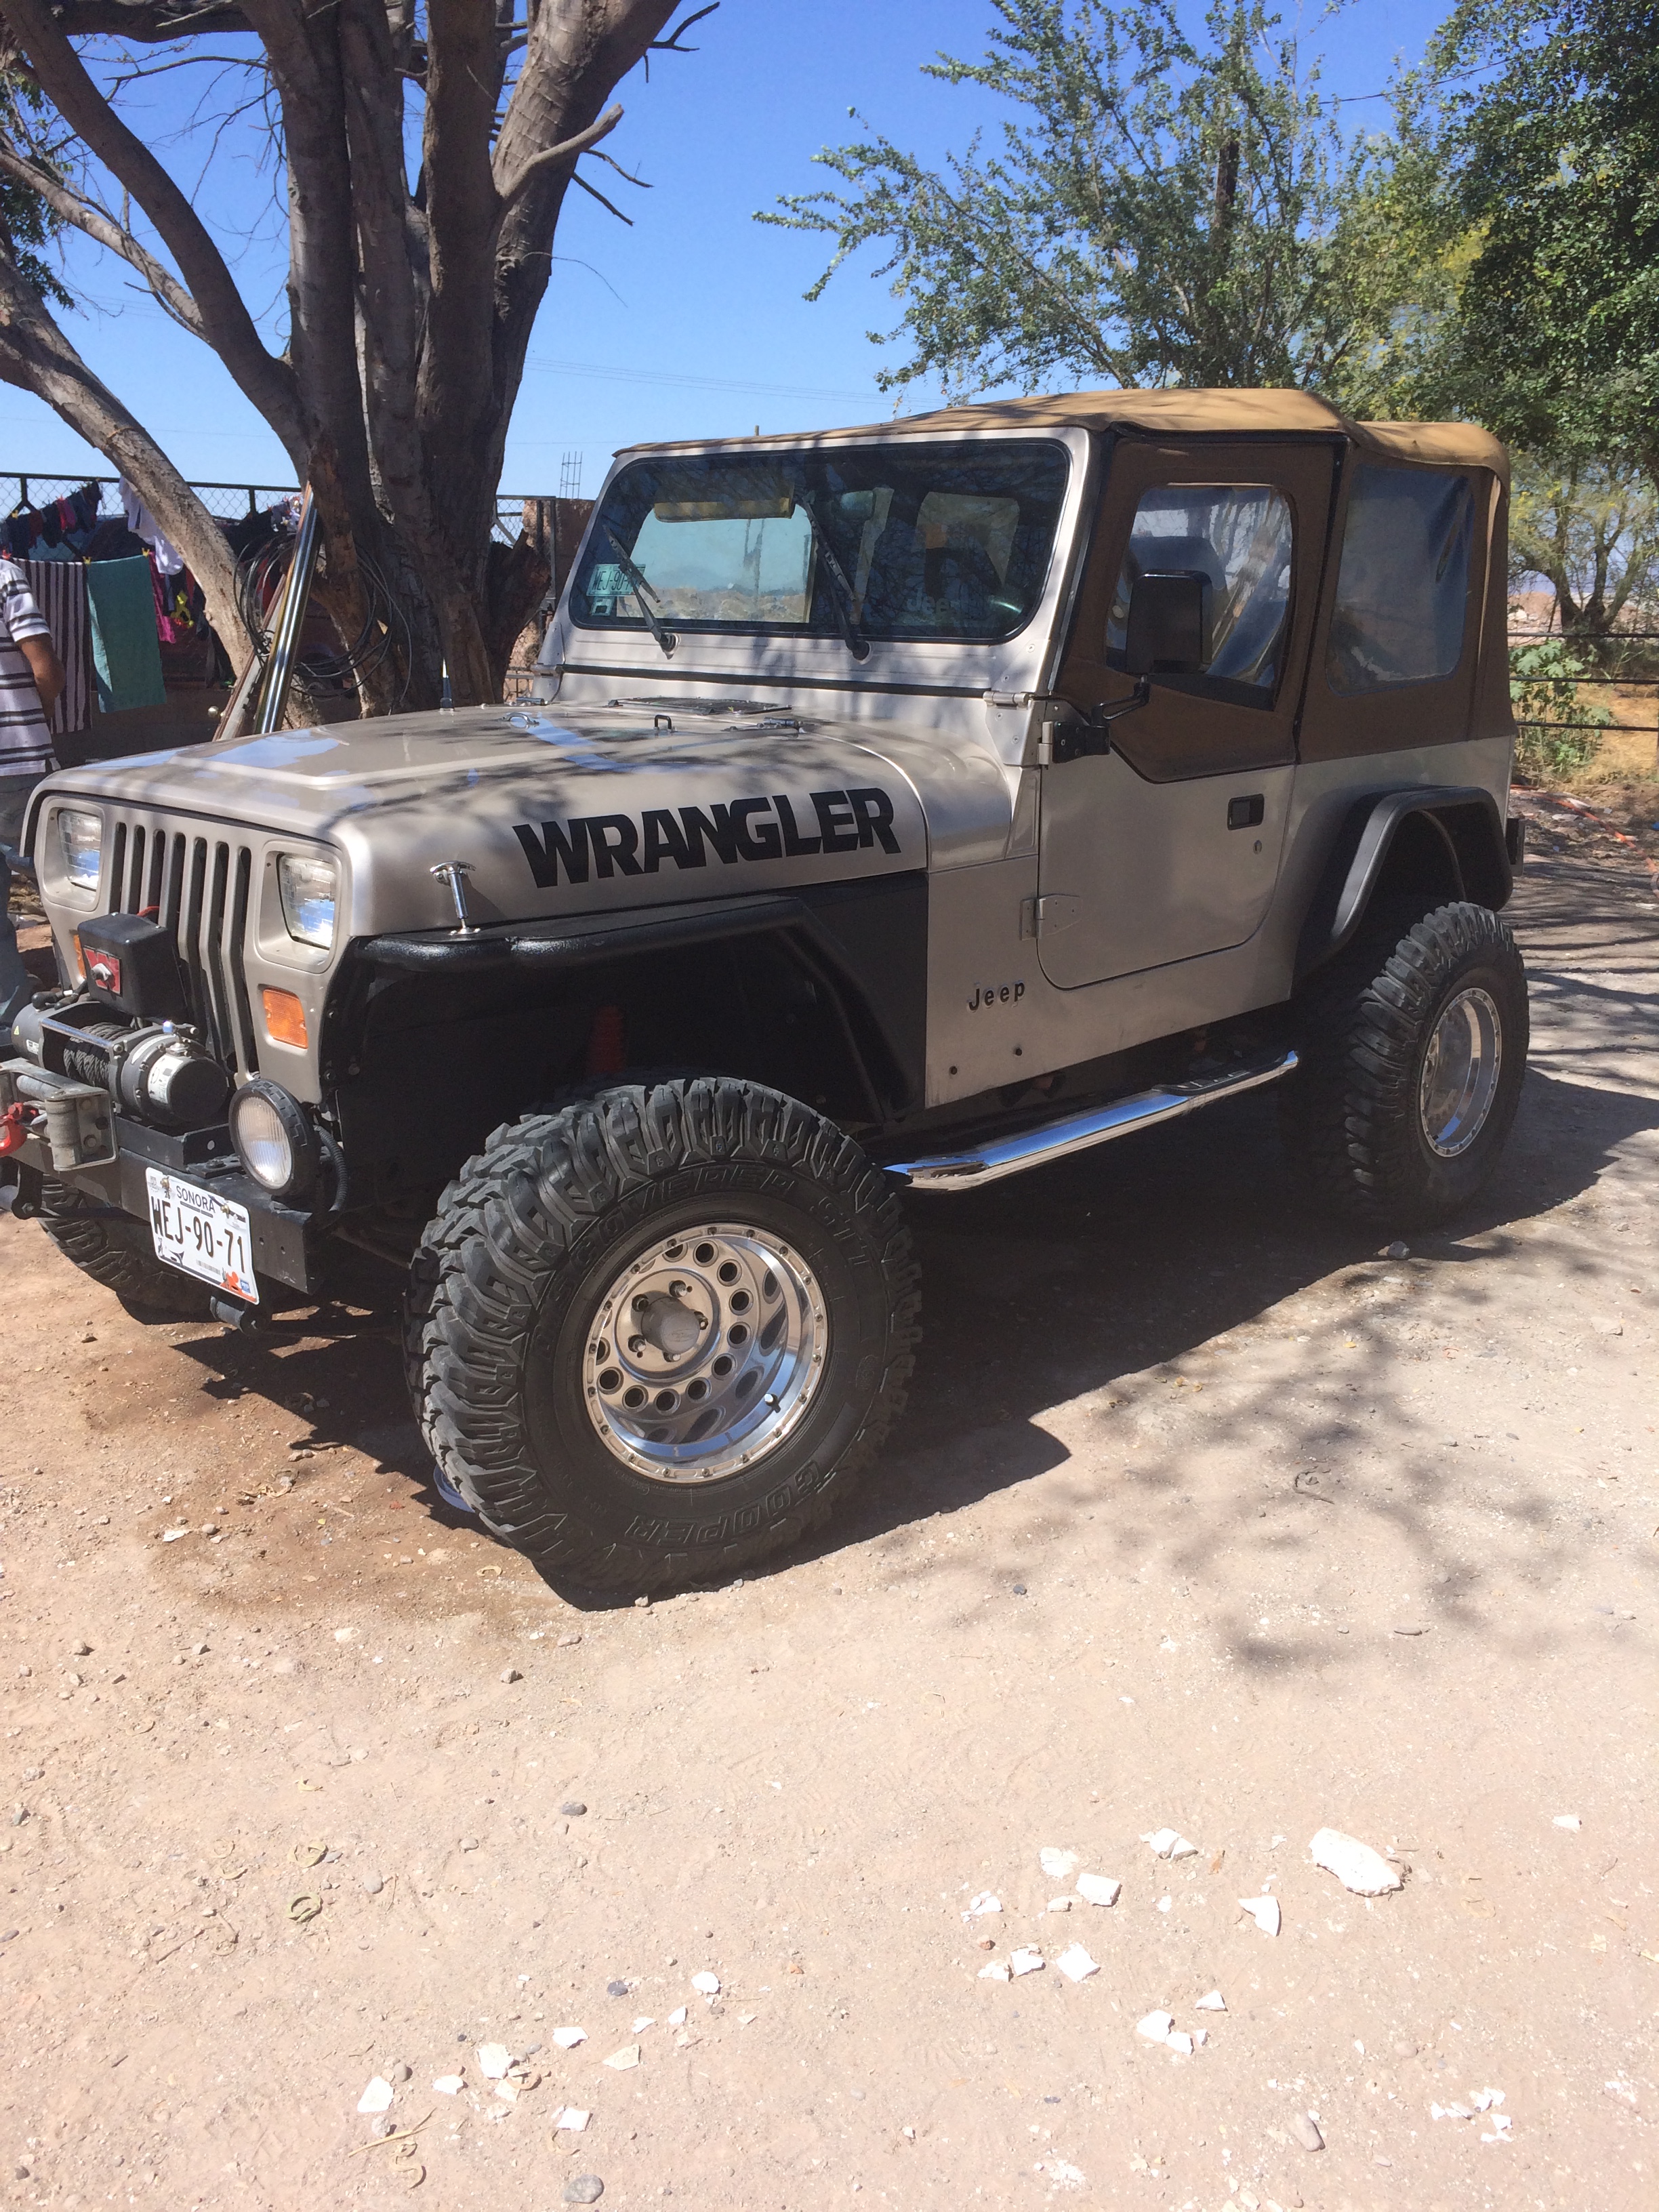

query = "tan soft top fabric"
629;388;1507;483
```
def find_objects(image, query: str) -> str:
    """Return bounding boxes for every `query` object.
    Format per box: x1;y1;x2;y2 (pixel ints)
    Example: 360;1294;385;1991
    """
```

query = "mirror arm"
1038;676;1149;765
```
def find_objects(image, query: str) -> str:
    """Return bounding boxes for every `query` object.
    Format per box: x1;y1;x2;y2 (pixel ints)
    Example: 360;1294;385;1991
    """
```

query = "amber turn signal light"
260;987;309;1049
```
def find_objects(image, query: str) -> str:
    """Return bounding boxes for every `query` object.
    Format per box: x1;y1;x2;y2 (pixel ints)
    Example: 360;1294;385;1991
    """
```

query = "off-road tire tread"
1285;899;1528;1224
36;1174;215;1320
405;1077;920;1593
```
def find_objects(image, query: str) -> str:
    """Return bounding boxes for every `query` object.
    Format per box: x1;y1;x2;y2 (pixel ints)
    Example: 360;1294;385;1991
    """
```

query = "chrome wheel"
581;1223;830;1483
1418;986;1503;1157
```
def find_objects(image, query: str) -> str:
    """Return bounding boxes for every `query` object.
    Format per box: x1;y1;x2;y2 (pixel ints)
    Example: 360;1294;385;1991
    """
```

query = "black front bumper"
1;1058;318;1298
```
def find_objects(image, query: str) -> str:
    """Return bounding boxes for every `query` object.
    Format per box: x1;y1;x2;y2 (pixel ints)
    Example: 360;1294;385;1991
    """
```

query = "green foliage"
0;76;72;309
1510;453;1659;658
1398;1;1659;470
758;0;1450;401
1509;637;1613;775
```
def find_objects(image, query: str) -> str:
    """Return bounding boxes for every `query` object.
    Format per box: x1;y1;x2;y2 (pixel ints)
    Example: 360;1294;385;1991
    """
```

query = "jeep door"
1036;438;1335;988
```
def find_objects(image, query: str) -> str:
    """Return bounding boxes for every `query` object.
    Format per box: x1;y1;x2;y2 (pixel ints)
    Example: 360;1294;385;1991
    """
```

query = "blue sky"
0;0;1450;499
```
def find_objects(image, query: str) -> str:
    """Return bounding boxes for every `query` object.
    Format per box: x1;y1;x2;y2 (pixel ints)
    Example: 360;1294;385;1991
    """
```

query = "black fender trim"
352;873;928;1118
1295;785;1513;984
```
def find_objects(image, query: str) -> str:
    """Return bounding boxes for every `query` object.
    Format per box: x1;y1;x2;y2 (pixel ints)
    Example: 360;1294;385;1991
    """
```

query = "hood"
37;699;1012;939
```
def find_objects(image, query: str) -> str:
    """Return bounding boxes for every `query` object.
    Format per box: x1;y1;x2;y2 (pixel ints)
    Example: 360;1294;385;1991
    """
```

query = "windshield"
571;441;1070;645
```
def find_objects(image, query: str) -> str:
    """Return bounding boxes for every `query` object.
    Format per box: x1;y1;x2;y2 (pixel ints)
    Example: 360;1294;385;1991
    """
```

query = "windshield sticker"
514;786;901;886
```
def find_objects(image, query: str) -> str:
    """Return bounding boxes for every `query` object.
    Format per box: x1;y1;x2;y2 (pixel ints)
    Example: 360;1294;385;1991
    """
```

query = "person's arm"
20;631;64;712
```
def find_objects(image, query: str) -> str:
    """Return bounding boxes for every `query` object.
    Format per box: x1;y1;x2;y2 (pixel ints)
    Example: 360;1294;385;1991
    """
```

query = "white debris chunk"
1041;2158;1086;2188
1056;1944;1100;1982
1010;1946;1045;1975
1141;1828;1197;1860
1136;2011;1174;2043
691;1971;721;1994
356;2076;394;2115
1192;2026;1208;2047
1195;1989;1227;2011
1076;1873;1122;1907
1047;1896;1072;1912
432;2075;464;2095
1040;1847;1081;1879
476;2043;512;2080
602;2044;640;2070
1431;2102;1475;2121
1482;2114;1514;2143
978;1960;1010;1982
1309;1828;1403;1896
631;2015;655;2033
555;2108;591;2133
962;1891;1002;1921
1239;1895;1282;1936
1553;1814;1582;1831
666;2006;687;2026
552;2026;587;2049
494;2078;519;2104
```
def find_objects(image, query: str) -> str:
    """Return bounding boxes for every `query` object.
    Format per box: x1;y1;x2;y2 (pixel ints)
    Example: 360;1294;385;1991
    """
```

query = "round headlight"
228;1080;318;1200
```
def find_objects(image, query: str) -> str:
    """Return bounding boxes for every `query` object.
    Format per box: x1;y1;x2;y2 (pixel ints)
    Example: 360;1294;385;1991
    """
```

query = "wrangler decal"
513;786;901;888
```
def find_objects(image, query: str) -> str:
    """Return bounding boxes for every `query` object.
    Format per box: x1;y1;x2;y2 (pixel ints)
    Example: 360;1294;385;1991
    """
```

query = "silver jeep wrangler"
3;390;1526;1591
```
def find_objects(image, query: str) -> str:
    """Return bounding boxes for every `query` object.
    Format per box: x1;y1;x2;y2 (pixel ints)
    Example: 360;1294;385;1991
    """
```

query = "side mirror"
1124;571;1209;677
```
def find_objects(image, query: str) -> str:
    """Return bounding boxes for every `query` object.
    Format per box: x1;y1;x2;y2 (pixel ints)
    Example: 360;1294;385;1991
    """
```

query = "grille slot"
100;811;260;1076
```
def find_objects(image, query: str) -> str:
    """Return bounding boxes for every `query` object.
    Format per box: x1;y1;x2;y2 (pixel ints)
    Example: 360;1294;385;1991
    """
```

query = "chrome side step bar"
884;1049;1298;1191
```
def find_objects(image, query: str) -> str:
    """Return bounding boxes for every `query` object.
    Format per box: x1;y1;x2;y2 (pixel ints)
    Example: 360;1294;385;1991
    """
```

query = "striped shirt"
0;559;56;775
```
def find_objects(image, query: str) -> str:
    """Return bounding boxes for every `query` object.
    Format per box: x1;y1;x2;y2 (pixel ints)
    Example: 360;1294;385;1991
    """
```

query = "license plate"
145;1168;258;1303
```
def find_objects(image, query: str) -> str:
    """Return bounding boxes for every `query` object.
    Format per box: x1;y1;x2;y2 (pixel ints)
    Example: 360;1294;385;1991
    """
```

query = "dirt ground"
1;804;1655;2212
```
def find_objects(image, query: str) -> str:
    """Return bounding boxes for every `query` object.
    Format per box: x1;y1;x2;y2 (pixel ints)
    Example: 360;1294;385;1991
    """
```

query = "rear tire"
1283;899;1528;1226
405;1076;920;1594
35;1174;215;1321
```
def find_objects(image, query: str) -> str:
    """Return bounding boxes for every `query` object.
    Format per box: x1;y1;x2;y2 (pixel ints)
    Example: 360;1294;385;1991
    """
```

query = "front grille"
103;813;260;1077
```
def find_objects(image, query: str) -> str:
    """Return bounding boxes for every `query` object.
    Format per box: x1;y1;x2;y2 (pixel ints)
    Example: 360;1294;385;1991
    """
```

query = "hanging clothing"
87;555;165;713
23;558;90;739
119;478;184;576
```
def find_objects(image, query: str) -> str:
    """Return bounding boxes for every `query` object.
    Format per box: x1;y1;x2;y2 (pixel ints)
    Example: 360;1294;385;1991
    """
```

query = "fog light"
228;1079;318;1200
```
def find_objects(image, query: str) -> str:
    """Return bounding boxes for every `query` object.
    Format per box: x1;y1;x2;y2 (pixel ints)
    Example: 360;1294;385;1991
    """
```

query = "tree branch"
0;235;255;669
1;0;306;461
493;98;620;207
0;136;205;334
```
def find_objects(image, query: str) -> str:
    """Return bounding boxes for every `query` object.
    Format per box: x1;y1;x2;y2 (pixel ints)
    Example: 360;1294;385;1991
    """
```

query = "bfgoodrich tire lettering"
405;1078;920;1593
1284;900;1528;1225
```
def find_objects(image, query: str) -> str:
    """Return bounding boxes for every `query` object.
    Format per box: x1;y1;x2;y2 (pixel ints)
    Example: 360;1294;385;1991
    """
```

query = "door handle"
1227;794;1265;830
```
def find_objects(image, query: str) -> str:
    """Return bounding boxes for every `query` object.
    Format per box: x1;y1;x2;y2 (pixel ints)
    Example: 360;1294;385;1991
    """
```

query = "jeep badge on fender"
7;388;1526;1598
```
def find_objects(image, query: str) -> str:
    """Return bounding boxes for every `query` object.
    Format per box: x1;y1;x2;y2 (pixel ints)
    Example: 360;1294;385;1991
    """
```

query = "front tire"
1284;900;1528;1225
33;1173;215;1321
405;1078;920;1594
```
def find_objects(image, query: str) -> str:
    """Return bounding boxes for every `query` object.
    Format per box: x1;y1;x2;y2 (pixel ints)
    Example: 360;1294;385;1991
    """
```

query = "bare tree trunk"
0;0;695;718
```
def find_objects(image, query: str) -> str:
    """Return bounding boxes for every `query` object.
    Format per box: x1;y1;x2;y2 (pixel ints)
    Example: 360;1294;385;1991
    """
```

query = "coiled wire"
235;518;411;705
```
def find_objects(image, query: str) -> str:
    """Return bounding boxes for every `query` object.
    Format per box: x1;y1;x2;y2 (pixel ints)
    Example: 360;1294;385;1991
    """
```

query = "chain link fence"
3;470;300;525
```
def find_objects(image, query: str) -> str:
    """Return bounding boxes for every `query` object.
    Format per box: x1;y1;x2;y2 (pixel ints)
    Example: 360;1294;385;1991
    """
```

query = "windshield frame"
568;434;1075;652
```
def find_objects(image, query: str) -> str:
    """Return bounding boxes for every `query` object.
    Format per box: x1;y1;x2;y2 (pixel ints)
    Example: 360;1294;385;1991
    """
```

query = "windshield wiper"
605;526;677;658
798;497;869;662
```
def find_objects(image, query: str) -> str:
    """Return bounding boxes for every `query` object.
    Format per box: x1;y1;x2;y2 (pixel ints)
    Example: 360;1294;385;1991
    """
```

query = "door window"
1107;484;1294;705
1326;464;1474;693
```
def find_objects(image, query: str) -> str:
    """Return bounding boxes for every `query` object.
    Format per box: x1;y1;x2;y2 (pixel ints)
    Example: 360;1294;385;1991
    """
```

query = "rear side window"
1107;484;1294;703
1326;465;1475;693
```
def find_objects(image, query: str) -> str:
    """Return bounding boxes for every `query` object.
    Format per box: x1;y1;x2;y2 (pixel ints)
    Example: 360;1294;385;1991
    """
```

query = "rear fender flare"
1295;785;1513;984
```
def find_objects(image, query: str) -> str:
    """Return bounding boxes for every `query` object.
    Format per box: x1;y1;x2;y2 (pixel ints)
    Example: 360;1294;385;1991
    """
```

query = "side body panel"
924;735;1511;1109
